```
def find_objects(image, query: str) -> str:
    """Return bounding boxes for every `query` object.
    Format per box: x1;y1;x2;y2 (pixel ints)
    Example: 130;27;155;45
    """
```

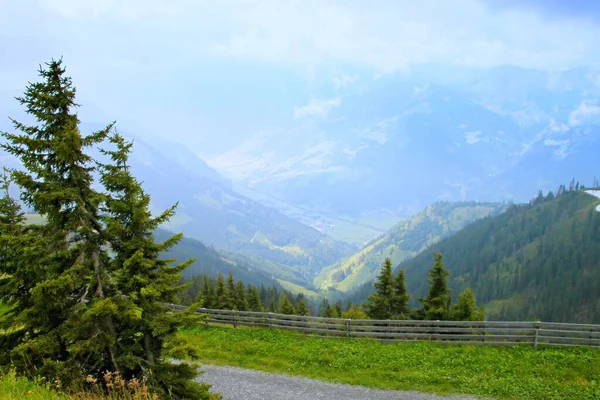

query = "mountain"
315;201;506;293
208;64;600;224
346;187;600;324
0;114;355;279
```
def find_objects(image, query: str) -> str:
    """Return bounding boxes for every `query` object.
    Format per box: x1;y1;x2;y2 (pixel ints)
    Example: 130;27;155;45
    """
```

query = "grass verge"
180;325;600;400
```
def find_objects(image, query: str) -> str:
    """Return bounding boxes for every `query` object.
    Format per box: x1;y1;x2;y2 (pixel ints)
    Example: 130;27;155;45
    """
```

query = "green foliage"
366;258;412;319
182;325;600;400
295;294;309;316
278;292;295;315
341;304;368;320
0;59;211;398
417;253;452;320
451;288;484;321
316;201;506;292
391;187;600;323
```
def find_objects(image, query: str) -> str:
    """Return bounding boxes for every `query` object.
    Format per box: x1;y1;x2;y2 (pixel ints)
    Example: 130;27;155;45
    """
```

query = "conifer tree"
451;288;484;321
278;292;295;315
0;58;120;385
419;253;452;320
366;258;395;319
331;301;342;318
215;272;230;309
226;272;236;309
247;285;263;312
201;275;216;308
319;299;332;317
295;294;309;316
234;279;248;311
392;269;411;319
98;132;210;398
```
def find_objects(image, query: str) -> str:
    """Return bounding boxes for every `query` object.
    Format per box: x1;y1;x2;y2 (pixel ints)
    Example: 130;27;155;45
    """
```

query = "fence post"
533;322;539;348
346;319;350;337
233;309;237;329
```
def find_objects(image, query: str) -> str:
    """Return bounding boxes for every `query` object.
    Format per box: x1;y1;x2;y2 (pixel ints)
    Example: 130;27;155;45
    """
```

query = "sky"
1;0;600;154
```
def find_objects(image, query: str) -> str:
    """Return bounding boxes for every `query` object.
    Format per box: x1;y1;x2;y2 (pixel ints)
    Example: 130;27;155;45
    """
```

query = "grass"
180;325;600;400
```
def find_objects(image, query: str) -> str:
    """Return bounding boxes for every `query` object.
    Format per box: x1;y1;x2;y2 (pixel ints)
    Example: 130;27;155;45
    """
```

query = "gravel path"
196;364;483;400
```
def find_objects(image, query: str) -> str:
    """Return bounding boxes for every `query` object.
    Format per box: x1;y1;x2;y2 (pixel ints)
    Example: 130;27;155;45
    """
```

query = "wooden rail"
168;304;600;348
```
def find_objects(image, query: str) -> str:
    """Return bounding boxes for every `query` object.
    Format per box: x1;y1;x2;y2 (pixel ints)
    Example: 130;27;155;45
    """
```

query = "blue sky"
2;0;600;154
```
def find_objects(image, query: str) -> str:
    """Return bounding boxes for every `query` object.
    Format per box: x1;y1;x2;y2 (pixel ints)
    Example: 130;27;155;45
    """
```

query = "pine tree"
247;285;263;312
226;272;236;310
201;275;216;308
295;294;309;316
419;253;452;320
331;301;342;318
392;269;410;319
98;132;210;398
366;258;395;319
234;279;248;311
319;299;332;317
0;59;120;385
215;272;230;309
278;293;295;315
451;288;484;321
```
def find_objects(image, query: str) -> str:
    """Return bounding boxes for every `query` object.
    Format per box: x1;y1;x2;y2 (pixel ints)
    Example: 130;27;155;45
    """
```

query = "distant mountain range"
0;117;355;281
207;64;600;225
315;201;506;293
345;188;600;324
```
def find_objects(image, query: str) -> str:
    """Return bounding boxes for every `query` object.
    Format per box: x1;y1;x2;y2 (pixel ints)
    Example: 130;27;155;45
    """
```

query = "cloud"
293;97;341;119
464;131;483;144
333;72;358;89
569;100;600;126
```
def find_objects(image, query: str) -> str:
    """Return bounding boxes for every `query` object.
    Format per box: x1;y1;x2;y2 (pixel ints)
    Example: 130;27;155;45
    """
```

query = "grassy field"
180;325;600;400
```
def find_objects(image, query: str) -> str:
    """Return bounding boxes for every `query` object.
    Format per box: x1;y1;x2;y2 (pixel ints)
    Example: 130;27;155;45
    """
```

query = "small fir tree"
366;258;395;319
419;253;452;320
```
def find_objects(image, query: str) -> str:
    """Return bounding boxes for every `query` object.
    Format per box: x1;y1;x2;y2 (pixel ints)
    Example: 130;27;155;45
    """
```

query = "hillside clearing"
180;325;600;400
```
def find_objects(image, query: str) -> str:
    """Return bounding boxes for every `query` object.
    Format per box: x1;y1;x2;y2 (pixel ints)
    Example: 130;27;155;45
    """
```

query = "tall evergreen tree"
392;269;411;319
247;285;263;312
451;288;484;321
226;272;236;309
201;275;216;308
98;132;209;398
419;253;452;320
234;279;248;311
319;299;332;317
295;294;309;316
215;272;231;309
278;292;295;315
366;258;395;319
0;58;120;385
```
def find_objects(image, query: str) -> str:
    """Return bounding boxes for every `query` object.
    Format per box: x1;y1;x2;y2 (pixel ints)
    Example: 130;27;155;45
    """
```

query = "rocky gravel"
196;364;485;400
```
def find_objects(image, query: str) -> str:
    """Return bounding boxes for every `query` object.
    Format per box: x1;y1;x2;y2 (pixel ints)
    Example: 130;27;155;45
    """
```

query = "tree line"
0;60;214;398
362;254;484;321
178;273;310;316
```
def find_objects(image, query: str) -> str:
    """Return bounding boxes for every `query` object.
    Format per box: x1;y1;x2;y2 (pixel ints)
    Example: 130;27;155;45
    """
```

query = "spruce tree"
419;253;452;320
201;275;216;308
0;58;120;385
451;288;484;321
392;269;411;319
366;258;394;319
278;293;295;315
215;272;229;309
247;285;263;312
234;279;248;311
98;132;210;398
226;272;236;310
295;294;309;316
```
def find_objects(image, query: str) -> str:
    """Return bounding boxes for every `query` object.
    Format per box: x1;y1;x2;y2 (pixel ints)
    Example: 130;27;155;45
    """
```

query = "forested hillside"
315;202;505;292
346;185;600;323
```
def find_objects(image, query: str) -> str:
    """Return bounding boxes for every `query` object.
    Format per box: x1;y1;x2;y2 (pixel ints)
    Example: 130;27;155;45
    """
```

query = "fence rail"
168;304;600;348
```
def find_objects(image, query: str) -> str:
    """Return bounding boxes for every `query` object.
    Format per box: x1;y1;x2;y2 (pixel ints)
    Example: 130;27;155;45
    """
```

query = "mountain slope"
0;116;355;279
315;201;506;293
347;187;600;323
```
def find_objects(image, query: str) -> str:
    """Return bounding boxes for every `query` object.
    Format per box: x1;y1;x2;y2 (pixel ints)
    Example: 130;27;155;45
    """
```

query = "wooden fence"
168;304;600;348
